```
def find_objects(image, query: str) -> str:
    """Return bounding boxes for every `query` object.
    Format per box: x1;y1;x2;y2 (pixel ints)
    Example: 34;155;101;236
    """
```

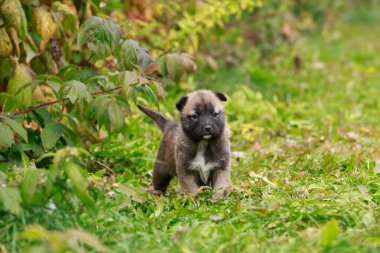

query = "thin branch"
2;86;122;118
92;160;114;175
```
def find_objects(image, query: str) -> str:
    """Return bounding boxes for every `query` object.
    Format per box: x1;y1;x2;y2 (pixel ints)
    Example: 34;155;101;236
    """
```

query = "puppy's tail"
137;105;171;132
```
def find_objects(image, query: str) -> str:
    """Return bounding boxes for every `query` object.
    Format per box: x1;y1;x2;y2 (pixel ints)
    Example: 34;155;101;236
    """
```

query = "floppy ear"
214;92;227;102
176;96;188;111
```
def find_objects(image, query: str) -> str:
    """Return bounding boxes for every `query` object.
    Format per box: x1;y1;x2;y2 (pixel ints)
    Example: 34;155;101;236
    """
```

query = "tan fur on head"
182;90;225;115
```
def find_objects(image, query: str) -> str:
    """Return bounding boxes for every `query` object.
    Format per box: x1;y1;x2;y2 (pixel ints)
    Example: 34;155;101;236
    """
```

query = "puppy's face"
176;90;227;141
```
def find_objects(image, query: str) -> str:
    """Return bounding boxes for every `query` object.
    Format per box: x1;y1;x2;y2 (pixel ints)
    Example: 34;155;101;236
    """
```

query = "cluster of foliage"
0;0;209;159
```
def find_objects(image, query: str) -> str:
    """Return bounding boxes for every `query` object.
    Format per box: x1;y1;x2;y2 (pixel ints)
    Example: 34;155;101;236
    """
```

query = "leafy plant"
77;16;121;58
0;1;199;157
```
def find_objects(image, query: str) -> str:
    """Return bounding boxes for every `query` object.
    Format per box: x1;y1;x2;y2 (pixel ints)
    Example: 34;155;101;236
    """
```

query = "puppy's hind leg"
152;163;173;194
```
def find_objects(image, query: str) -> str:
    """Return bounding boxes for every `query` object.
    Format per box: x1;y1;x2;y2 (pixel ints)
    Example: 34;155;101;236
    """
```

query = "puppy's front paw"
192;186;212;198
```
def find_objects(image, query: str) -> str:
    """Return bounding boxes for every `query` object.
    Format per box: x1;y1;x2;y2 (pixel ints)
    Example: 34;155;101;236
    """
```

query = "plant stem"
2;86;122;118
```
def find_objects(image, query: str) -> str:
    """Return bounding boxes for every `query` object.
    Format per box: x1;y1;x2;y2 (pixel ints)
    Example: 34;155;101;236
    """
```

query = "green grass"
2;4;380;253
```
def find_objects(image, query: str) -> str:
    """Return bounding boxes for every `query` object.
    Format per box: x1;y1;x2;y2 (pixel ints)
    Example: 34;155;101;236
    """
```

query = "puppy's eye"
189;114;198;120
212;111;220;117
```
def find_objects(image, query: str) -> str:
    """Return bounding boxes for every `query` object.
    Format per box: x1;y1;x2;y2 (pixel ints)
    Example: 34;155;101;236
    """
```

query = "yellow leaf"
33;7;57;52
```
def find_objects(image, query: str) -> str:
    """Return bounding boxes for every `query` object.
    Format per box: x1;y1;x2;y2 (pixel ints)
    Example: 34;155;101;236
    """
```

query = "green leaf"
144;84;158;106
115;96;131;115
1;117;28;142
41;122;64;150
118;71;139;89
52;2;79;35
61;80;91;103
0;187;22;216
77;16;121;58
45;75;64;97
1;0;28;40
63;160;96;214
115;39;154;71
0;93;23;113
10;143;37;153
7;64;34;106
129;86;137;104
90;96;111;130
89;96;128;132
115;40;138;71
0;57;12;81
21;152;31;167
33;107;53;123
149;80;165;98
45;80;62;97
321;219;340;247
162;53;185;82
24;42;39;63
21;169;40;205
0;122;14;150
108;100;125;132
137;47;154;70
0;27;13;57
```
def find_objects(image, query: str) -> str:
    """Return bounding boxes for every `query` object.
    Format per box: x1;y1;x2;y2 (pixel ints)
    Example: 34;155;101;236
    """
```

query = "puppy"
138;90;231;196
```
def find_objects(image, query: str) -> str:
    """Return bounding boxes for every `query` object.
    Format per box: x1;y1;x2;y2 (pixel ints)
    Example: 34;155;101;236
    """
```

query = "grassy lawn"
79;6;380;253
3;4;379;253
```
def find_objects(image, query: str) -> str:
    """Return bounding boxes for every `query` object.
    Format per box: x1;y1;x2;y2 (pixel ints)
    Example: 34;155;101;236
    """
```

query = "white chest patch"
189;141;218;184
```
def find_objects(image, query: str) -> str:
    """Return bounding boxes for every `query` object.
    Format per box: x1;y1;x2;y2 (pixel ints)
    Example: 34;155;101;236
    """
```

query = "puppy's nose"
204;126;212;132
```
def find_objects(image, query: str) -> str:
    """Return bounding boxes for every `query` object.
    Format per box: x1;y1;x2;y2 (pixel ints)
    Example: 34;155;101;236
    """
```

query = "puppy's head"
176;90;227;141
